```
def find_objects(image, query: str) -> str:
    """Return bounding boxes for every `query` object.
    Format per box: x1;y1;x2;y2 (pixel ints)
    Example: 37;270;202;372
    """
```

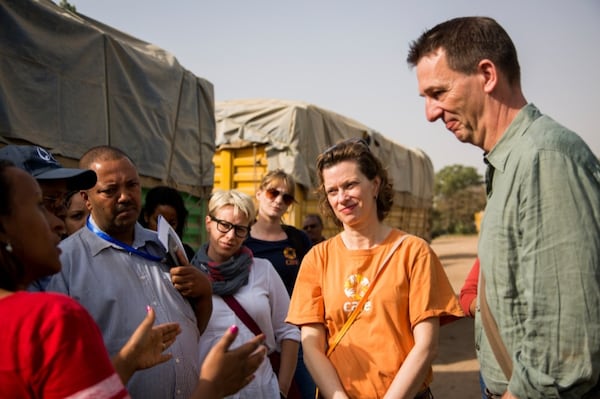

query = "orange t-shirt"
286;229;463;398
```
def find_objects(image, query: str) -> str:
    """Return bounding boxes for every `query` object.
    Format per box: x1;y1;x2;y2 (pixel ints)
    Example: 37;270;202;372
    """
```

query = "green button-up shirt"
477;103;600;398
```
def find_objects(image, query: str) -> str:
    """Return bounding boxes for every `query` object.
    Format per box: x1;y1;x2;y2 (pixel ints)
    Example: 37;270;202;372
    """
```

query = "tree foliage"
58;0;77;13
435;164;482;197
432;164;486;237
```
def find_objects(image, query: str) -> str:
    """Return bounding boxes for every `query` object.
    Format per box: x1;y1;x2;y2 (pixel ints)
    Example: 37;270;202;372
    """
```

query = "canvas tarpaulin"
215;98;434;206
0;0;215;195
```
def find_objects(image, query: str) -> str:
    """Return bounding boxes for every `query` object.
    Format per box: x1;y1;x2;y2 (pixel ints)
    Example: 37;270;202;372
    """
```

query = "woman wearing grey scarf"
191;190;300;399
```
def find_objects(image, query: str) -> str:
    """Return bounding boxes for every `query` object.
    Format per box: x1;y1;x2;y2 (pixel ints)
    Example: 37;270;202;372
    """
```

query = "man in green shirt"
407;16;600;398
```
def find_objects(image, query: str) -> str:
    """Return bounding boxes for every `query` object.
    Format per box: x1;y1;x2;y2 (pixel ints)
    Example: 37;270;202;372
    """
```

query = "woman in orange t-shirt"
286;138;463;398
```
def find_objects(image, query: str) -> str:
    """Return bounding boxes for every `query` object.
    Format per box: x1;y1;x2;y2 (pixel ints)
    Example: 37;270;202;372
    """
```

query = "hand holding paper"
157;215;212;332
157;214;188;264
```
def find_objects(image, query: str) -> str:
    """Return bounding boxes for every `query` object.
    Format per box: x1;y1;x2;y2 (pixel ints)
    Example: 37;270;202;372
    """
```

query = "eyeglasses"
209;215;250;238
43;193;69;217
303;223;318;230
264;188;295;206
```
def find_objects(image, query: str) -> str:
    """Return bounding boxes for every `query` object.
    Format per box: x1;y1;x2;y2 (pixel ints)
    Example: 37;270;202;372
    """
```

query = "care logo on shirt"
343;273;372;313
283;246;299;266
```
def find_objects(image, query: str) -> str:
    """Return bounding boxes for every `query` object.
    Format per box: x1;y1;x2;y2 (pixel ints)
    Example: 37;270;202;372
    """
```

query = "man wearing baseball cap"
0;144;97;289
0;145;96;188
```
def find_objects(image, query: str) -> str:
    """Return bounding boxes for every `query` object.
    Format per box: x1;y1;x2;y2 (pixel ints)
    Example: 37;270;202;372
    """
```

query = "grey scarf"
191;244;253;296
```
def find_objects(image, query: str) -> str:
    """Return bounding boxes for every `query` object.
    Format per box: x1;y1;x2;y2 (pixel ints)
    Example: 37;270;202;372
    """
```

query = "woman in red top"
459;258;480;317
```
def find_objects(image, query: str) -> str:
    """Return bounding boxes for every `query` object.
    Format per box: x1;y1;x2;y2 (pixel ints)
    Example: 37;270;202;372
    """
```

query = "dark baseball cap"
0;145;96;190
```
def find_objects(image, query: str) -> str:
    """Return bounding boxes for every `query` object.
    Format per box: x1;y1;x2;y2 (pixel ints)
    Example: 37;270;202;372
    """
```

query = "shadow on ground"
431;317;481;398
429;235;482;399
430;370;482;399
436;317;476;364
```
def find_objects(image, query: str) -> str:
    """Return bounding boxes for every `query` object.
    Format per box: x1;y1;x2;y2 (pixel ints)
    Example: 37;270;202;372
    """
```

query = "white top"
198;257;300;399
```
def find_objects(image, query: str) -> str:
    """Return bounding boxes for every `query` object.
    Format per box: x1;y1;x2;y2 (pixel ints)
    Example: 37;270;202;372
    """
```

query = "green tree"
432;165;486;237
435;164;482;196
58;0;77;13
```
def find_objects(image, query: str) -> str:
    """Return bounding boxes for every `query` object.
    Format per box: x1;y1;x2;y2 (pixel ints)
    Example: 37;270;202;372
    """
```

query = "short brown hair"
407;16;521;86
316;138;394;228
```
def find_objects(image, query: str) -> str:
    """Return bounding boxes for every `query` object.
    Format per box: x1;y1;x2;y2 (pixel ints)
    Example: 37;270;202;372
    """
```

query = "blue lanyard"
86;217;164;262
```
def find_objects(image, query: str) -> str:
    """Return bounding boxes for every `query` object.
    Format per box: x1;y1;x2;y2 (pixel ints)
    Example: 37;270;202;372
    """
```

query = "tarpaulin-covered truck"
0;0;215;247
213;99;434;241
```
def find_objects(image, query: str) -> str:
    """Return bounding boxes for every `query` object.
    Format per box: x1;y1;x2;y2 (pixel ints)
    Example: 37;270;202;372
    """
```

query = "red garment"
459;258;480;317
0;291;129;399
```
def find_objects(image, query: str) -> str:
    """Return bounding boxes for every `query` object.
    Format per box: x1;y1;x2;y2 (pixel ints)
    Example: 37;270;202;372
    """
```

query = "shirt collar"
85;217;162;257
484;103;543;174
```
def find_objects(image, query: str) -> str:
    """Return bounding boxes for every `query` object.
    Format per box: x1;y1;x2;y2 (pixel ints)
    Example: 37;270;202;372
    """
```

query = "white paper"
157;214;188;264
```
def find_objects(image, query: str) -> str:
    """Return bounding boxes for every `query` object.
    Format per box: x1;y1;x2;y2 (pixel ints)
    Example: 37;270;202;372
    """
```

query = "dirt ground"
429;234;481;399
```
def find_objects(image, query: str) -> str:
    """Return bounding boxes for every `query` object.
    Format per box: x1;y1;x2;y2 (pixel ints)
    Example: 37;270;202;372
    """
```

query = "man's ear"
478;59;498;94
81;190;92;212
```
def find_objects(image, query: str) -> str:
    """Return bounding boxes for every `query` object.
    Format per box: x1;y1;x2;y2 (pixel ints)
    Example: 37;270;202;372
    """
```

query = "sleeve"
507;151;600;397
407;239;464;327
39;297;128;399
459;259;480;317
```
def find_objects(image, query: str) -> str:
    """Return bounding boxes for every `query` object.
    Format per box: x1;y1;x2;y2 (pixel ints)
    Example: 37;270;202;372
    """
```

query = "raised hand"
112;306;181;384
193;325;267;399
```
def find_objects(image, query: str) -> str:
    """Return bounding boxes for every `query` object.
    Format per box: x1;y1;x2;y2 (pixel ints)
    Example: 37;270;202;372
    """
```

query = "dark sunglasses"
264;188;295;206
209;215;250;238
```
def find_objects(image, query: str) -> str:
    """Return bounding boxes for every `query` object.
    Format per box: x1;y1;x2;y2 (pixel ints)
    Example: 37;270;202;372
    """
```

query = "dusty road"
429;234;481;399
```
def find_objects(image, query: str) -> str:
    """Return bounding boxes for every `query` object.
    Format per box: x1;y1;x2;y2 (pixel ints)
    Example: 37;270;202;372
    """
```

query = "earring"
4;242;12;253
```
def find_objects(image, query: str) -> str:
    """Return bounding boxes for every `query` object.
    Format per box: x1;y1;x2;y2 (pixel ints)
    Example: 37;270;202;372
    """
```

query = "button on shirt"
477;104;600;398
47;220;200;399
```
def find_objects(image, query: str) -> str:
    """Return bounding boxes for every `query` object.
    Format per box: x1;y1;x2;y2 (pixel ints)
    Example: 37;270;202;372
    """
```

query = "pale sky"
69;0;599;176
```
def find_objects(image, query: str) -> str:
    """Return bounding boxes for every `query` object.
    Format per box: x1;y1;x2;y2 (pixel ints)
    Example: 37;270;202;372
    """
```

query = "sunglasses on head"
264;188;295;206
322;137;371;156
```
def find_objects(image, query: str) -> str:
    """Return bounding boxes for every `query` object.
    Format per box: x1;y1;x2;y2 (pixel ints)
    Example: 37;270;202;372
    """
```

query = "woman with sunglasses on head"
286;138;463;399
244;169;315;399
245;169;312;297
191;189;300;399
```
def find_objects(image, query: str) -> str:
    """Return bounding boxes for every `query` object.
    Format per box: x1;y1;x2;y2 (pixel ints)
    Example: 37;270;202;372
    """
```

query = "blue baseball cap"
0;145;96;190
